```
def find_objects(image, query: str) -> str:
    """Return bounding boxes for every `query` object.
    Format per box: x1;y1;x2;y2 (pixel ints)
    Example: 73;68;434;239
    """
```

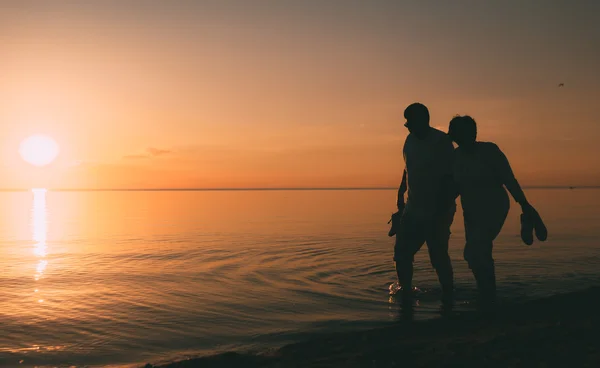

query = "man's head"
448;115;477;149
403;103;430;138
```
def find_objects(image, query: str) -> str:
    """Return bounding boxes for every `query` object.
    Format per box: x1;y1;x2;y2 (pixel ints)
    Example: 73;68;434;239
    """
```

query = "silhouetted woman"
448;115;546;309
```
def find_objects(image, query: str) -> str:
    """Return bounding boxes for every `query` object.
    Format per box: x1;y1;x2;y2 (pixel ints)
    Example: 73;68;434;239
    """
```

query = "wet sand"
149;286;600;368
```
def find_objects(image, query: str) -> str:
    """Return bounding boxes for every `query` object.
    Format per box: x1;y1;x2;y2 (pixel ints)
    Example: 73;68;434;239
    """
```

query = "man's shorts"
393;204;456;262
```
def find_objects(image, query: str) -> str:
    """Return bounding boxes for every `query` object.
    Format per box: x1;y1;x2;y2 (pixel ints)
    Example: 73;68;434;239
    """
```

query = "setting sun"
19;135;60;167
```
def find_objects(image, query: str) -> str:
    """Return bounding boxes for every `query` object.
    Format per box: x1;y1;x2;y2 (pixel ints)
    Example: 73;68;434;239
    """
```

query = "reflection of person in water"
448;115;545;309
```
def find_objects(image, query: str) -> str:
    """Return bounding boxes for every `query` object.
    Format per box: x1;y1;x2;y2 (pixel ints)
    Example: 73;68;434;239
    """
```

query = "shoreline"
147;286;600;367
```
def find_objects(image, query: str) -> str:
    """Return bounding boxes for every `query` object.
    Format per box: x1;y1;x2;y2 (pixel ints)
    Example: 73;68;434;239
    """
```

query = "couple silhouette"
388;103;547;312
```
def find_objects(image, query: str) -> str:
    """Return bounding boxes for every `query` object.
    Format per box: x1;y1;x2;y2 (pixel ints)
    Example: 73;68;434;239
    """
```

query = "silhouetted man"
394;103;456;306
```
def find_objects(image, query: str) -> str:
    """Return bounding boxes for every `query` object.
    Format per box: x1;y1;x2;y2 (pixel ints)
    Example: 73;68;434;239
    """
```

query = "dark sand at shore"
149;286;600;368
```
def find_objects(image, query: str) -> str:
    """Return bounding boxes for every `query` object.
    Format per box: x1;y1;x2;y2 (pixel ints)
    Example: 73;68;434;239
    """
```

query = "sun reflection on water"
31;188;48;300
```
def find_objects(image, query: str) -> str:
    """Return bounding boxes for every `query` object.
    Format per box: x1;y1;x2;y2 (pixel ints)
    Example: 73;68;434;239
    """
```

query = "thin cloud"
122;147;172;160
147;147;171;156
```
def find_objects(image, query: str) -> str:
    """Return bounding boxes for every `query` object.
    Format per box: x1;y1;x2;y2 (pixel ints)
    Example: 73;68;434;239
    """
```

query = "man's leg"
425;205;456;305
394;214;426;303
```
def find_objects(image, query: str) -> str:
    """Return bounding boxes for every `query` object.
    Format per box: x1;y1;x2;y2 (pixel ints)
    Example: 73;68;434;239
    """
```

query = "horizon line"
0;185;597;192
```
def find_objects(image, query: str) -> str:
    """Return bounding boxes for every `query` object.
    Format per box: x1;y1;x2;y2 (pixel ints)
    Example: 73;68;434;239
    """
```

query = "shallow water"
1;189;599;367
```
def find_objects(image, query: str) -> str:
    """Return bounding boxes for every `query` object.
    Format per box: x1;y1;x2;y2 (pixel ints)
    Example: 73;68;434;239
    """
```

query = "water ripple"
0;189;599;367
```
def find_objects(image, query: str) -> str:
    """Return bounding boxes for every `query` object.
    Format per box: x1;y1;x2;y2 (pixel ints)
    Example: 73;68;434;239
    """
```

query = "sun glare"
19;135;60;167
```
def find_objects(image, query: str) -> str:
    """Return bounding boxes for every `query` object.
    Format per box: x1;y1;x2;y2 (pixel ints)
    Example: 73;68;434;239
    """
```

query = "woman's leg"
463;208;508;308
464;235;496;306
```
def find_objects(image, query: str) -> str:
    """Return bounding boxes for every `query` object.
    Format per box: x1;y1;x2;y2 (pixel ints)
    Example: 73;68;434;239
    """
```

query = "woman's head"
448;115;477;148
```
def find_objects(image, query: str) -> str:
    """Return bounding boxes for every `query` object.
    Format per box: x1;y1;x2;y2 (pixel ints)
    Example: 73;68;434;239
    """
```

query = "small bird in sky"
558;83;564;87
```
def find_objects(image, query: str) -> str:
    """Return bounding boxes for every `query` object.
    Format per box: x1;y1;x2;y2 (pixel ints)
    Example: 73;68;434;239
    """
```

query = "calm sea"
1;189;599;367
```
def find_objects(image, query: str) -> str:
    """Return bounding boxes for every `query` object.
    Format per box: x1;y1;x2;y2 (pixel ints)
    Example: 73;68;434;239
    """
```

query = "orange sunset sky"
1;1;599;189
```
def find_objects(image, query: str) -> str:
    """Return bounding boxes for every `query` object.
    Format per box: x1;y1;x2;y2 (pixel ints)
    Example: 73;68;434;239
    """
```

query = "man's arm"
397;169;407;210
436;135;458;205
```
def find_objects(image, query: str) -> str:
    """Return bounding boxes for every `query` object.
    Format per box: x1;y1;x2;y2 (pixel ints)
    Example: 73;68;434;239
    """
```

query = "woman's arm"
490;144;529;207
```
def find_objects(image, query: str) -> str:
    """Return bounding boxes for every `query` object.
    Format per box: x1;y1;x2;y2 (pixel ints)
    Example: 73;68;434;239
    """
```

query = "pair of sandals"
520;206;548;245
